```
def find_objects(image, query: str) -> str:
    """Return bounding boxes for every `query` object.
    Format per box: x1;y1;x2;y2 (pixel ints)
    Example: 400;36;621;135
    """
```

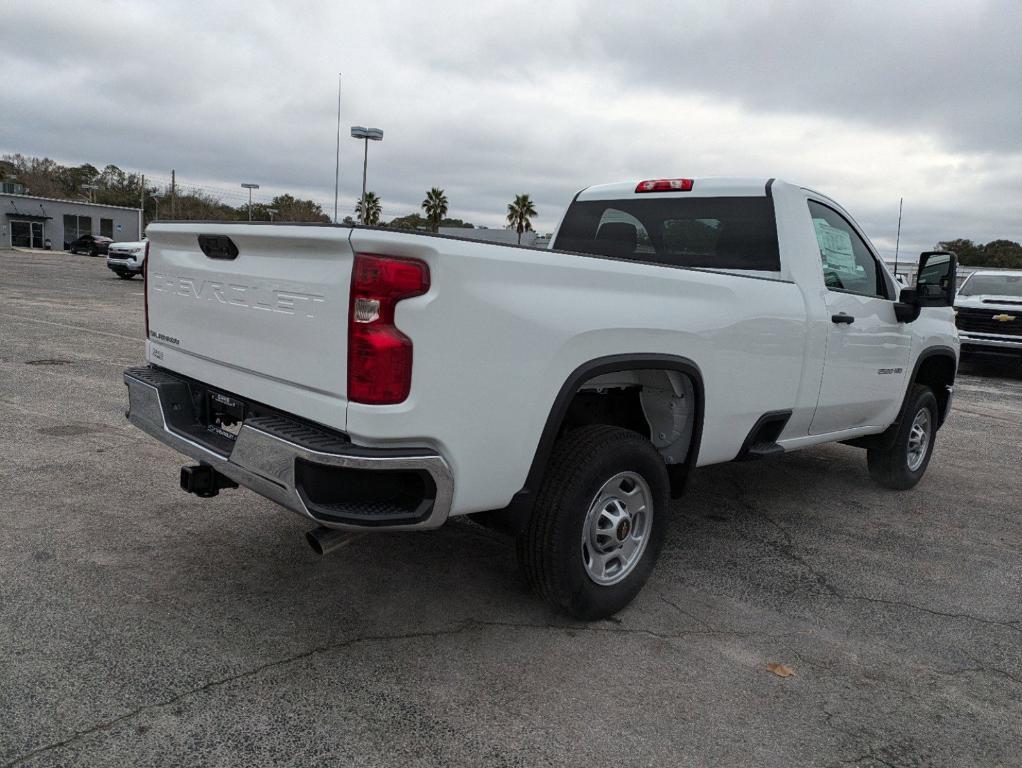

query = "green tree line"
3;153;542;237
936;238;1022;269
1;154;330;224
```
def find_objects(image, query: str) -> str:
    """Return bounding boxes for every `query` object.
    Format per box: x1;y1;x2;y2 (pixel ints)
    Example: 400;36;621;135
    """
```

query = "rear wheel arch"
497;355;704;529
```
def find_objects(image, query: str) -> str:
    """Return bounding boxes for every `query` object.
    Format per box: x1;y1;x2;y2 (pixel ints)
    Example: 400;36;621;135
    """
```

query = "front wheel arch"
843;347;957;452
912;349;957;427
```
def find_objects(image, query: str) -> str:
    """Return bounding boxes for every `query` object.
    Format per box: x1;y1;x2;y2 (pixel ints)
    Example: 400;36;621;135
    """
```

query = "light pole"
82;183;98;203
150;194;161;222
350;126;383;223
334;73;342;223
241;182;260;221
266;207;278;223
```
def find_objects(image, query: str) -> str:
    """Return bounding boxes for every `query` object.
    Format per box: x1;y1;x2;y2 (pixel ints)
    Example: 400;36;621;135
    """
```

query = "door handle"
831;313;855;324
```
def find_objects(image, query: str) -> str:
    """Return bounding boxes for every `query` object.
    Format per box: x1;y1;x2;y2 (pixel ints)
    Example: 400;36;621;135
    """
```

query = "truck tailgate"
145;223;352;414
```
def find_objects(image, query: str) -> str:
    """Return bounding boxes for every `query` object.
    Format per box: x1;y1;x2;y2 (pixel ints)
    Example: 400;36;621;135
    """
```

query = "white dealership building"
1;191;142;250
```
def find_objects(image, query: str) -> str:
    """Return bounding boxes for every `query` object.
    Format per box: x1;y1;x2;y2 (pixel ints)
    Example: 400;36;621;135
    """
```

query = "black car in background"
68;234;113;256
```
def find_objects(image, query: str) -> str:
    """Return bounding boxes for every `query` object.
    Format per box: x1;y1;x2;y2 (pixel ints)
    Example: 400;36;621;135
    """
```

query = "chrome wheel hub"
581;471;653;586
906;407;931;472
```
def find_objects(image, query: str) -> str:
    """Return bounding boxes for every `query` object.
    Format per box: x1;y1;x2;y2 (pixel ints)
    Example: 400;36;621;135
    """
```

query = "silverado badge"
992;314;1016;322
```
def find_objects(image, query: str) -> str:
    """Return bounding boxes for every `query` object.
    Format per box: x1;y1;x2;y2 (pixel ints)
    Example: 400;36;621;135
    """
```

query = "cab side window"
808;200;888;299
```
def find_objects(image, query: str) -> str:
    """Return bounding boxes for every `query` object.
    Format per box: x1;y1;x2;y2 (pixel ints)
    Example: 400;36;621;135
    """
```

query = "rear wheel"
517;425;670;620
867;385;938;490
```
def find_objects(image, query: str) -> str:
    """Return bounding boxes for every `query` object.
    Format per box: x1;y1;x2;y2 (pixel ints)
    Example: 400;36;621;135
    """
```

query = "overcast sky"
5;0;1021;254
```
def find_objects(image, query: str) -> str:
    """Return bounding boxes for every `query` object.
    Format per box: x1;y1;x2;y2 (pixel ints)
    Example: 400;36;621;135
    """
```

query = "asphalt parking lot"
1;248;1020;767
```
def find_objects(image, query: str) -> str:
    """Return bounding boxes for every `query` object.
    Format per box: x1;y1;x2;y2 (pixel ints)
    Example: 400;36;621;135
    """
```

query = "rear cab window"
553;196;780;272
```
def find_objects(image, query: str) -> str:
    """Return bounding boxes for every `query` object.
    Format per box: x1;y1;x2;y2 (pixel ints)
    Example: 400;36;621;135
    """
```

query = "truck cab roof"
577;177;775;201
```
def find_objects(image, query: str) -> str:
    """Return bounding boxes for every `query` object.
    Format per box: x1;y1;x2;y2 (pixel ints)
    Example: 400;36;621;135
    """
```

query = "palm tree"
506;194;537;244
355;192;382;226
421;187;449;233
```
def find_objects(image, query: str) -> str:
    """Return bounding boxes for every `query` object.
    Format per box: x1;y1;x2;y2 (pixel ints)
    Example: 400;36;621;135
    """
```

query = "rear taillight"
143;240;150;338
635;178;694;193
348;253;430;404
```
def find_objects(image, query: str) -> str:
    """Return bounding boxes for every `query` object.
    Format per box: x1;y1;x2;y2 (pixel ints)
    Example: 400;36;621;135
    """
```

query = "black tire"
116;271;135;280
90;247;99;257
867;385;938;490
517;425;671;620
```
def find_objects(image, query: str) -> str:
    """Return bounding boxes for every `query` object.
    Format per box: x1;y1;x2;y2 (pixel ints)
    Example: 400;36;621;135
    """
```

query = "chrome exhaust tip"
306;526;363;556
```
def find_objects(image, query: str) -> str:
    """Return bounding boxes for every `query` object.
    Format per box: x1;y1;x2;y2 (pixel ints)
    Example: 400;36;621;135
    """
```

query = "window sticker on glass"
813;219;856;272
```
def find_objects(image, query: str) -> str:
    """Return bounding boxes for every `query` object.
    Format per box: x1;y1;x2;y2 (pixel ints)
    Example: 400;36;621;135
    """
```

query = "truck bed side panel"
345;231;808;515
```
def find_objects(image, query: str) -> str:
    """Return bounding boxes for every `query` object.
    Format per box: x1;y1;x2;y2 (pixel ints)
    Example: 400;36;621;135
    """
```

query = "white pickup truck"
106;238;148;280
954;270;1022;361
125;177;959;619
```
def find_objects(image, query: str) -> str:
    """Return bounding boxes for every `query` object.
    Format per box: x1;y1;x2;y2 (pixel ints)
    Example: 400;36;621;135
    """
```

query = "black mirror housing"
894;288;921;323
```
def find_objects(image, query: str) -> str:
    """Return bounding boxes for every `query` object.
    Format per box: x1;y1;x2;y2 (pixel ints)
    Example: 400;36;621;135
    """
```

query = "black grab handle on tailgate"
198;235;239;260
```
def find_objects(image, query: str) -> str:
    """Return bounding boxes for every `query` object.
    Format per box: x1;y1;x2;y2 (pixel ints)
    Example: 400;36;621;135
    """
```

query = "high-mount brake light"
143;239;150;338
635;179;694;193
348;253;430;405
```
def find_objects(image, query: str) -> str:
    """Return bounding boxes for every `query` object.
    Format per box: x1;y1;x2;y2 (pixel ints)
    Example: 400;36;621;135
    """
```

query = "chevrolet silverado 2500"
124;177;960;619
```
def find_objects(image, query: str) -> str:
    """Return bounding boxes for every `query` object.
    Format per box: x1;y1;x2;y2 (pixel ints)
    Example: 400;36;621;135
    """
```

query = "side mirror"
892;251;958;322
916;250;958;307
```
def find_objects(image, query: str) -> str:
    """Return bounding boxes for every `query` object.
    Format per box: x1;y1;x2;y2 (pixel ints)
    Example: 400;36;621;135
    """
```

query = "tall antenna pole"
333;73;342;224
893;197;903;278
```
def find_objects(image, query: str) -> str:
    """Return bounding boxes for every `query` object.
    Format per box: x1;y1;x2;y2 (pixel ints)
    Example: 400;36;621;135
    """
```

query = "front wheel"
517;425;670;620
116;271;135;280
867;385;938;490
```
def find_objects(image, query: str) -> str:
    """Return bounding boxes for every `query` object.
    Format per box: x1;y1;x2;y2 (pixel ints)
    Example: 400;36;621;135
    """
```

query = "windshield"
959;274;1022;297
553;196;780;271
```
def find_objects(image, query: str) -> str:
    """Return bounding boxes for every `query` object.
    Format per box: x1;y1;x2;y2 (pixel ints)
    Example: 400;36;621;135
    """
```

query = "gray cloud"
3;0;1020;253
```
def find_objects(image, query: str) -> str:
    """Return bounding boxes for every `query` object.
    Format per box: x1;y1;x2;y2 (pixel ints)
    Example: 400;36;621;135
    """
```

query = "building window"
100;218;113;238
63;214;92;245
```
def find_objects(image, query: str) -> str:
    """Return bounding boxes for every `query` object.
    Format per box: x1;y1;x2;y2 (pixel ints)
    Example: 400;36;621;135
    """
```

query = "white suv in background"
106;239;147;280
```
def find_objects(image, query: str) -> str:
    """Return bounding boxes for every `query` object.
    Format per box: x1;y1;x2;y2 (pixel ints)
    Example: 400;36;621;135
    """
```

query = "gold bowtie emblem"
992;314;1016;322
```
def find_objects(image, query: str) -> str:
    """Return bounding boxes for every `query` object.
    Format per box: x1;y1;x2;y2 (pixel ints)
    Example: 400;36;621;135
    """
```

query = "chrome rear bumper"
123;366;453;531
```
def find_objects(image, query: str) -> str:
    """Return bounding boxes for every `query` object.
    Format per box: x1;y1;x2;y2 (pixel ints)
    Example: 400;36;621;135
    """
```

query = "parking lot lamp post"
349;127;383;223
150;194;161;222
81;183;98;203
241;183;260;221
266;207;278;223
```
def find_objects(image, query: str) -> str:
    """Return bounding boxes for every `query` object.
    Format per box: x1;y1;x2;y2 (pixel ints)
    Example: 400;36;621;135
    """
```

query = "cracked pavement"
1;249;1020;767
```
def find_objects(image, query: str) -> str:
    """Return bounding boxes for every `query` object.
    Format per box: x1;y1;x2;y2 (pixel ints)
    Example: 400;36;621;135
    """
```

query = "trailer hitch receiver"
180;464;238;498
